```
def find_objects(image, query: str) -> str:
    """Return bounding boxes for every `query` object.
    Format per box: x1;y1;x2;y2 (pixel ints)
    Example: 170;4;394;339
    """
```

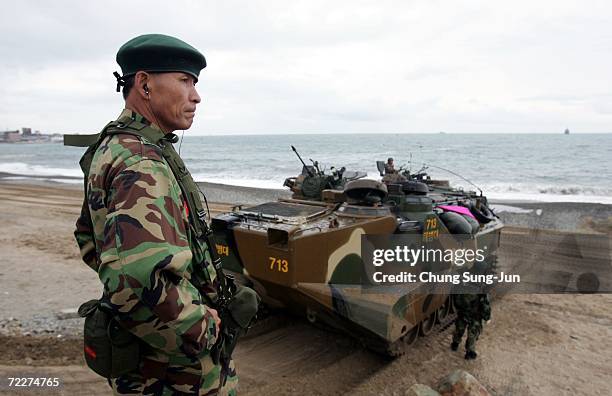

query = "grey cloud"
1;1;611;134
0;0;408;70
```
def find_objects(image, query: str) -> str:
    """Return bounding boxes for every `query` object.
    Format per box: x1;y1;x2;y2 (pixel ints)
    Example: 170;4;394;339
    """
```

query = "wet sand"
0;181;610;395
0;171;291;206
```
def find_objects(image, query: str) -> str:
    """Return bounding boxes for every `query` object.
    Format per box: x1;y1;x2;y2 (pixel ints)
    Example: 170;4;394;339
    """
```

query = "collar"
115;109;178;144
117;109;164;133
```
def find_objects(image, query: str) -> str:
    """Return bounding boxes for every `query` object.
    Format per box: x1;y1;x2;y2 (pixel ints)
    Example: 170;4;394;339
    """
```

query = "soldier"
382;158;408;184
384;157;396;174
451;293;491;359
73;34;239;395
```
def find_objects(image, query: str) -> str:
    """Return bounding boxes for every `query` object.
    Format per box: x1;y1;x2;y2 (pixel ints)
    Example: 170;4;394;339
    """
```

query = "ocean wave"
478;183;612;204
2;160;610;204
0;162;81;178
2;176;82;184
479;183;612;197
194;176;286;190
488;204;533;214
485;191;612;204
536;186;612;195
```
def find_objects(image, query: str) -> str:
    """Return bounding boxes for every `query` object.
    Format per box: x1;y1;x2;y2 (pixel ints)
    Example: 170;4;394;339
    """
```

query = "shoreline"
1;175;610;233
0;171;291;205
2;170;611;206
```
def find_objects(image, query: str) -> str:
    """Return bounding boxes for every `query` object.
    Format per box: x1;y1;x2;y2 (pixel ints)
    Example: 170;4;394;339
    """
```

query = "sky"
0;0;611;135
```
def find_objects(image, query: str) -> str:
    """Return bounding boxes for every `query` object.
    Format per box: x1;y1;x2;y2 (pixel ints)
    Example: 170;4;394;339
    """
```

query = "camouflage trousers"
452;315;482;353
111;356;238;395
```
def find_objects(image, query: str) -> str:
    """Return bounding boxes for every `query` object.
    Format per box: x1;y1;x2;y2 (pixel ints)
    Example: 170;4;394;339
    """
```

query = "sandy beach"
0;180;610;395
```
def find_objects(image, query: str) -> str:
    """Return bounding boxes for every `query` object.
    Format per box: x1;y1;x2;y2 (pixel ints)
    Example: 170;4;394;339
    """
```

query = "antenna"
424;163;483;196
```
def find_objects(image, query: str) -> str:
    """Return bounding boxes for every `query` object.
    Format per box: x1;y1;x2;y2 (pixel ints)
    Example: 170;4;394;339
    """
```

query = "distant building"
2;130;20;142
0;127;61;143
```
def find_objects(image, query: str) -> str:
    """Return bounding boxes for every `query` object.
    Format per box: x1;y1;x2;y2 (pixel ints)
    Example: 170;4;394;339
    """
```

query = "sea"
1;133;611;204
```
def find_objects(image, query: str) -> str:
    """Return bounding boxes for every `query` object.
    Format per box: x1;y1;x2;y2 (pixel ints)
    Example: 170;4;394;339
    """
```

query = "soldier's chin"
177;118;194;131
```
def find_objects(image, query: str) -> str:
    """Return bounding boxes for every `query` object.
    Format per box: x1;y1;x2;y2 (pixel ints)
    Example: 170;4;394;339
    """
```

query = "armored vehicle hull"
212;176;503;355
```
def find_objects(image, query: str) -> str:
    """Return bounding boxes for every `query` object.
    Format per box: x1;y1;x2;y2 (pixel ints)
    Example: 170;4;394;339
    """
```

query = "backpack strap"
68;113;232;304
103;120;233;305
64;134;101;147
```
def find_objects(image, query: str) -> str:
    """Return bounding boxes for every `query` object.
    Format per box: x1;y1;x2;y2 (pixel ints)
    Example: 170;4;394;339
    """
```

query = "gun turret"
291;145;314;177
310;159;322;175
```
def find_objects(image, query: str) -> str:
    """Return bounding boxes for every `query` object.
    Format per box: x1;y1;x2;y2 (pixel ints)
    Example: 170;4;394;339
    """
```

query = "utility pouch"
228;286;260;330
78;299;140;378
212;286;260;366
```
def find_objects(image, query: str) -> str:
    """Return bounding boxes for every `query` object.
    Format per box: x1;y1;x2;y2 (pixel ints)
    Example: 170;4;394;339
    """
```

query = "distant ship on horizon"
564;128;570;134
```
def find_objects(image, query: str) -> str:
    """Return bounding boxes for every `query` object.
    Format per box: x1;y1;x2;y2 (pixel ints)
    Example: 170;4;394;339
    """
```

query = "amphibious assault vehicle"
212;152;503;355
282;145;366;200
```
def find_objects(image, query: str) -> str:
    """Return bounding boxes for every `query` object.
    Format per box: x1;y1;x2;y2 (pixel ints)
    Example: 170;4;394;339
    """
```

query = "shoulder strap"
100;120;206;238
69;116;232;303
64;134;100;147
154;136;234;304
105;121;233;303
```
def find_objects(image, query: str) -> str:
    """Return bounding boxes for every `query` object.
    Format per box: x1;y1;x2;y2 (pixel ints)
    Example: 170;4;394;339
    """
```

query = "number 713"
269;257;289;273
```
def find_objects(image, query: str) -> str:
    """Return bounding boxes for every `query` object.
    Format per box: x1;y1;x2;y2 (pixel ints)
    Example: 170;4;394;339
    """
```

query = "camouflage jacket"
384;163;396;174
453;293;491;322
74;109;220;364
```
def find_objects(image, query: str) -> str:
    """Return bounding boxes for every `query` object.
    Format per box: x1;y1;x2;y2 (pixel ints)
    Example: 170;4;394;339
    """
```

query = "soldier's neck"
124;100;171;134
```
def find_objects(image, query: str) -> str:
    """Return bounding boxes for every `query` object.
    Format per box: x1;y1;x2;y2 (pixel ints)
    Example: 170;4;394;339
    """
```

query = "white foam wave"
478;182;612;204
0;162;81;178
485;191;612;204
1;176;82;184
489;204;533;214
479;182;612;197
2;160;610;204
193;176;612;203
193;175;286;190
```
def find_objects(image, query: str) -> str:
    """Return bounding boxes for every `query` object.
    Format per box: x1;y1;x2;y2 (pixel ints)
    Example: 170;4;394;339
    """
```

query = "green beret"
115;34;206;86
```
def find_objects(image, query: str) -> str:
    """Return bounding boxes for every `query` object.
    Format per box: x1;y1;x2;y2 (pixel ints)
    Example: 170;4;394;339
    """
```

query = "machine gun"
285;146;366;200
291;145;315;177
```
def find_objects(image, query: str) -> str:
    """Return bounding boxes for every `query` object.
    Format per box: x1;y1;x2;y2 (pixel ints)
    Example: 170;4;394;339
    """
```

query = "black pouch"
78;299;140;378
227;286;260;329
212;286;260;364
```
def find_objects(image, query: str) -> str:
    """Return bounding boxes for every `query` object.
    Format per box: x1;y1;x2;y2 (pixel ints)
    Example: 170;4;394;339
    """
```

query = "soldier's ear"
134;71;151;99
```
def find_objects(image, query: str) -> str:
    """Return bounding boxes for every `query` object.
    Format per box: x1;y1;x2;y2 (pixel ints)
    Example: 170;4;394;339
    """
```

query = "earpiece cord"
145;88;208;219
179;130;184;155
146;100;166;135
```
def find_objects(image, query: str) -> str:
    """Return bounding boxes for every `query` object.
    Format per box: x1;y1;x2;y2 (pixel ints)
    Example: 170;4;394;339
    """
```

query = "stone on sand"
405;383;440;396
56;308;80;320
437;370;490;396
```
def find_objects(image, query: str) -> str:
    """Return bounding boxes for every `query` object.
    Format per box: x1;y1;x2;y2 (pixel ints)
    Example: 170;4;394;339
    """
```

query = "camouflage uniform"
75;109;237;395
384;163;396;174
451;293;490;358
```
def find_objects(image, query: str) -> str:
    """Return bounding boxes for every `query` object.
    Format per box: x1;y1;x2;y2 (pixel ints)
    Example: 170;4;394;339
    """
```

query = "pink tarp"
436;205;477;220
